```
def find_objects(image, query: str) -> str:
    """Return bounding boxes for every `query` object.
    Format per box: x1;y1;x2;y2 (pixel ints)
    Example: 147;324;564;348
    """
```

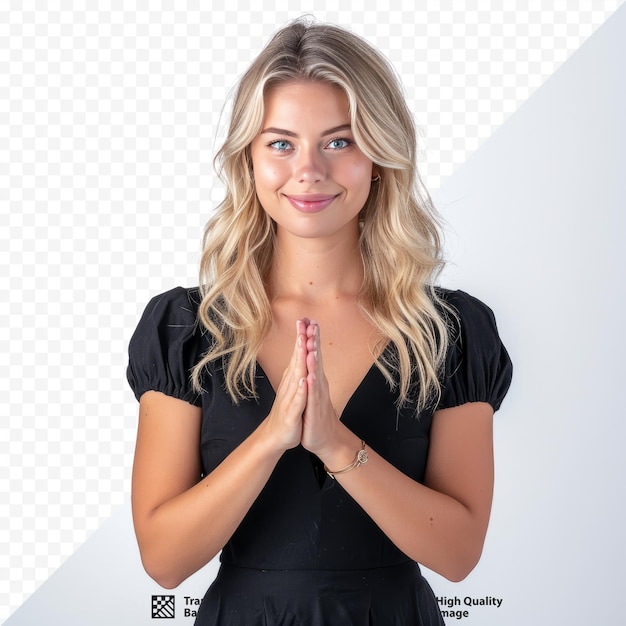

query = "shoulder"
128;286;203;358
434;288;508;352
435;288;498;329
127;287;204;406
435;288;513;412
139;286;201;322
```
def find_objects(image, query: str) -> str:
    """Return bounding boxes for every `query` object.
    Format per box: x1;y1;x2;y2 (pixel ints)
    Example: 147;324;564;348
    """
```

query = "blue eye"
327;138;350;150
268;139;292;151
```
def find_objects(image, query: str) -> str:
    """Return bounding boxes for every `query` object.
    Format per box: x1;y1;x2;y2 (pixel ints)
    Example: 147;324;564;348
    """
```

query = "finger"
288;373;308;412
305;324;323;400
306;344;318;378
293;319;309;367
276;320;307;396
306;318;317;341
304;319;315;348
306;321;323;371
295;319;309;376
305;371;319;414
305;349;328;404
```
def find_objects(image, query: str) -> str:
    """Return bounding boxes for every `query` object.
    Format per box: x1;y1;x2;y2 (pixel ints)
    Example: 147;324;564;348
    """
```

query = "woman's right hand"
261;318;309;452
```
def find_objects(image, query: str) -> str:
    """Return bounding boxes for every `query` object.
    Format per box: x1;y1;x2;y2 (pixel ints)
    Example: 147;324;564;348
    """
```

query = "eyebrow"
260;124;352;138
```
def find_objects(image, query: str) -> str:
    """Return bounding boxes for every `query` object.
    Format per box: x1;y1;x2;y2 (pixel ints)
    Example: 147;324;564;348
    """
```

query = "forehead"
262;81;350;124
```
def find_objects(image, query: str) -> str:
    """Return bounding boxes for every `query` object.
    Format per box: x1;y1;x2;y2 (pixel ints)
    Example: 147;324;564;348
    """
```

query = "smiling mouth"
284;194;339;213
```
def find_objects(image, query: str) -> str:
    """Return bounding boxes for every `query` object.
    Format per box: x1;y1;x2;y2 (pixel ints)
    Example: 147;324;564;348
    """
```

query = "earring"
371;174;381;182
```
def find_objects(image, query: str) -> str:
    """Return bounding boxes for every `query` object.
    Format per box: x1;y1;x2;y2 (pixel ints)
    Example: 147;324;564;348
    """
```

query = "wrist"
256;418;296;459
324;440;368;479
317;429;363;476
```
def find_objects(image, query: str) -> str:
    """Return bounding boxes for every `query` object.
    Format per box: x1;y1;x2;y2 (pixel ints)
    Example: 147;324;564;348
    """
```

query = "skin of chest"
257;296;384;417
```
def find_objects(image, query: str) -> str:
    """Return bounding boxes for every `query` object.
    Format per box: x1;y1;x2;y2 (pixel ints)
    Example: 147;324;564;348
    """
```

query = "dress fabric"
127;287;513;626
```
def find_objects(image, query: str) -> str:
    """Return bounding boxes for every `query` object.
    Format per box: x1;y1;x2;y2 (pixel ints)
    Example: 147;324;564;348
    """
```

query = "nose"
295;145;326;184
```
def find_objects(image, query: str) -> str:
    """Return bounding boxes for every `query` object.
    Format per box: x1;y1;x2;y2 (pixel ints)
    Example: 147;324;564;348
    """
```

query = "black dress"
127;287;512;625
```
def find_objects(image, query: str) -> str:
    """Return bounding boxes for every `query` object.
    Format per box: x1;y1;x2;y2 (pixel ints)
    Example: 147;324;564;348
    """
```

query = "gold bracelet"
324;441;368;479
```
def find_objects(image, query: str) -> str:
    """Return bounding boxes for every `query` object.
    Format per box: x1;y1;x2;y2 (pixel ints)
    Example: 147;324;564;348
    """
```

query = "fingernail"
314;350;318;360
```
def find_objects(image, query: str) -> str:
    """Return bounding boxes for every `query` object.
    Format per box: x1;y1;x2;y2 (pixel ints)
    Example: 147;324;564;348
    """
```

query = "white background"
2;1;624;623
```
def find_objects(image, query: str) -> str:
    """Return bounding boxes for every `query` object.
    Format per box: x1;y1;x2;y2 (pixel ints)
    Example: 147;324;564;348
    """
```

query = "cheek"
342;159;373;192
253;160;289;190
346;152;372;177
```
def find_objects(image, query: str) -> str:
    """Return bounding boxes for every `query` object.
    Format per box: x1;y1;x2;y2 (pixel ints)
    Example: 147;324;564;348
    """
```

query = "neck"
267;228;364;303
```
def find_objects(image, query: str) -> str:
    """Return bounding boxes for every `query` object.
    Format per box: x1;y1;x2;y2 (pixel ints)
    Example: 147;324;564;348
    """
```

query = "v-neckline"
255;359;379;421
255;358;387;490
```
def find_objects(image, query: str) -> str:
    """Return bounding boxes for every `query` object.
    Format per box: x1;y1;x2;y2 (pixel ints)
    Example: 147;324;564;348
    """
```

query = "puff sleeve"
127;287;203;407
437;290;512;412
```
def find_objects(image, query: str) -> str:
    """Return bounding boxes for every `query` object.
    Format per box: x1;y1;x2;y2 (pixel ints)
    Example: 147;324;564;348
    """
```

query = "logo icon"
152;595;175;619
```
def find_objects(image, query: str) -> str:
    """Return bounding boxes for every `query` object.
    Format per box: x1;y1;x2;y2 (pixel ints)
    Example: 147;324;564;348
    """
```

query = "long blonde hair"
192;19;451;412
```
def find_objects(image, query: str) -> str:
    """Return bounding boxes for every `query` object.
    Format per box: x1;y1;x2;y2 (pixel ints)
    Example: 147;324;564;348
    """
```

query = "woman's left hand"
297;320;494;582
300;320;342;457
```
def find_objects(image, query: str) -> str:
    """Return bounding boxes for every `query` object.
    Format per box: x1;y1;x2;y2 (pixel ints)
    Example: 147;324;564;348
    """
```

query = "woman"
127;19;512;625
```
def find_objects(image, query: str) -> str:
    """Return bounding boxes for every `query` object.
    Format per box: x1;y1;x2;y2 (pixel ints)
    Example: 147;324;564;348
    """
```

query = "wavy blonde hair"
192;18;451;412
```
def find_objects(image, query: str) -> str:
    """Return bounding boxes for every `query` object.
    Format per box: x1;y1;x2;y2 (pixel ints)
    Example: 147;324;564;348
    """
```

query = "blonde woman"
128;19;512;625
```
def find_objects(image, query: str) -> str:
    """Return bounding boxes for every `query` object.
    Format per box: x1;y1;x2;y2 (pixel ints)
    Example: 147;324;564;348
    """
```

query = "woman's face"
250;81;375;241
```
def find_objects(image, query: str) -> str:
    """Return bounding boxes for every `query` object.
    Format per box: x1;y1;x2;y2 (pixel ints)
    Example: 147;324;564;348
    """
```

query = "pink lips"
284;194;338;213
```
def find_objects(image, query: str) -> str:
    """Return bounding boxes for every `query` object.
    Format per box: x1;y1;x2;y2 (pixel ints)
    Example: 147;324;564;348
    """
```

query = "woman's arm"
319;402;494;582
131;392;282;588
303;321;495;582
131;321;309;588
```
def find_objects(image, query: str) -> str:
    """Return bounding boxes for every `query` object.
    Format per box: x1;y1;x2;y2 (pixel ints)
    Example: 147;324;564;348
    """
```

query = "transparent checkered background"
1;0;623;620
